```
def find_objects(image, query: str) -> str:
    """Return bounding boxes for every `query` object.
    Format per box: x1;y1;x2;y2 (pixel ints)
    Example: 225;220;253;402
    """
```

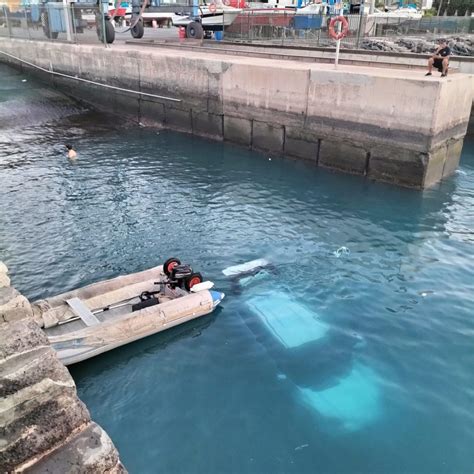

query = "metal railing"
0;2;115;46
223;12;474;50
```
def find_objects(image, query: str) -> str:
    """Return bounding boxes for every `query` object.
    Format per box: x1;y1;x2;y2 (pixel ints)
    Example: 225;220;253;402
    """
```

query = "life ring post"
328;15;349;69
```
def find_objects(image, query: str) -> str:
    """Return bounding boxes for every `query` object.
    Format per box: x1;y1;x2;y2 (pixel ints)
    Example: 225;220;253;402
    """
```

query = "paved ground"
0;24;179;45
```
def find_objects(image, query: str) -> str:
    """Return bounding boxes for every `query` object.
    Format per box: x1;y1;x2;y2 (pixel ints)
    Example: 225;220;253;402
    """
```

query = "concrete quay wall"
0;262;126;472
0;38;472;188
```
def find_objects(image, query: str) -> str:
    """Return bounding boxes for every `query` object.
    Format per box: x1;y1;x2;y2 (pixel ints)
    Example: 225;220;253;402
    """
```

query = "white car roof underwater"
224;258;382;432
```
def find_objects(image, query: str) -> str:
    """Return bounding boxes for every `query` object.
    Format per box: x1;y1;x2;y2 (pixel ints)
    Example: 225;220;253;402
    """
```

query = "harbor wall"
0;262;126;472
0;38;472;188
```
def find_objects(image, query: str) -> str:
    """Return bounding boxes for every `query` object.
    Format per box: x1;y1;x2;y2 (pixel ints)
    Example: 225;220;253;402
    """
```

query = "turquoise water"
1;63;474;473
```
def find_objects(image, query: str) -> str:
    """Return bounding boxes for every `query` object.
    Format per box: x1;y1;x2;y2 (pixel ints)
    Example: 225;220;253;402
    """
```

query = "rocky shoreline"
359;34;473;56
0;262;126;472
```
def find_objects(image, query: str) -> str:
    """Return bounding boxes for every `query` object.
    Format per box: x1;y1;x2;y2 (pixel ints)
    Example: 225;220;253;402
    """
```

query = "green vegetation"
432;0;471;16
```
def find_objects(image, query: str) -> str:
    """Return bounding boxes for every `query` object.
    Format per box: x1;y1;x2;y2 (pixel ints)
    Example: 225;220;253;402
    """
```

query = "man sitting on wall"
425;39;451;77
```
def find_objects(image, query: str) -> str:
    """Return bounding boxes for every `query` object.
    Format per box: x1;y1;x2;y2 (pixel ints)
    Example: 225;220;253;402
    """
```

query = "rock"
361;34;474;57
0;387;91;471
26;422;127;474
0;318;48;359
0;346;71;397
0;318;126;472
0;286;19;306
0;286;33;322
0;273;10;288
0;262;10;287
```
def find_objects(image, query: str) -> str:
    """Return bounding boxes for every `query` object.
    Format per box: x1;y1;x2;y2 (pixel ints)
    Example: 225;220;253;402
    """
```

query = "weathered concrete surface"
0;263;126;473
319;140;369;175
0;286;34;322
0;262;10;288
0;38;472;188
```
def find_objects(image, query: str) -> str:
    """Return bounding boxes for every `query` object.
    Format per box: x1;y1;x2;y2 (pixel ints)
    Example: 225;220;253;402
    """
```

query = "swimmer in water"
65;144;77;159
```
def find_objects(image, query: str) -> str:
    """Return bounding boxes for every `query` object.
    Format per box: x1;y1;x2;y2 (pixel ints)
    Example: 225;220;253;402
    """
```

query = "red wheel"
163;257;181;277
185;272;203;291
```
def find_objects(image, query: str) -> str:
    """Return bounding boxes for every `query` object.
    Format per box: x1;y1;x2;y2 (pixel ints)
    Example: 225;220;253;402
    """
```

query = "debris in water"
334;246;350;258
294;444;309;451
21;79;27;82
419;290;434;297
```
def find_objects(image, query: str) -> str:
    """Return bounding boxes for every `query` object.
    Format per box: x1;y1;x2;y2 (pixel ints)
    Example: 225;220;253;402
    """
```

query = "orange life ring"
328;16;349;41
209;2;217;13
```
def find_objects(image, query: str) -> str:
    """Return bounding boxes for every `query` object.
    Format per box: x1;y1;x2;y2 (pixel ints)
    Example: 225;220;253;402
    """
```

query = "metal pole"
5;7;12;38
25;8;31;40
437;0;443;17
101;0;107;47
71;3;77;43
334;4;342;68
356;10;363;46
63;0;73;42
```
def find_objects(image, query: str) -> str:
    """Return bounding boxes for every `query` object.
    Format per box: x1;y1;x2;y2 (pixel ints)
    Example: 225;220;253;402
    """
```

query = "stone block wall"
0;263;126;473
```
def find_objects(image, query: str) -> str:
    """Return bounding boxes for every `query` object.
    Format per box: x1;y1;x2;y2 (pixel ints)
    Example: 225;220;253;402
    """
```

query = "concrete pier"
0;263;126;472
0;38;472;188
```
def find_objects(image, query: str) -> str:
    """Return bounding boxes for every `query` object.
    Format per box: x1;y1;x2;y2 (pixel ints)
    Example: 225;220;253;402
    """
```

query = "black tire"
96;19;115;43
41;12;58;39
131;19;144;39
185;272;203;291
163;257;181;277
186;21;204;39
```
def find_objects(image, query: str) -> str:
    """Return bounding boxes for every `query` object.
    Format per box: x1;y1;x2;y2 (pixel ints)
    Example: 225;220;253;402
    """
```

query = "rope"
115;0;149;34
0;49;181;102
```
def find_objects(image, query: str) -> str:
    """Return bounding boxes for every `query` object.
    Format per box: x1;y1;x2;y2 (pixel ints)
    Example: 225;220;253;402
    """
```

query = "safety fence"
0;2;126;45
0;4;472;51
222;12;474;49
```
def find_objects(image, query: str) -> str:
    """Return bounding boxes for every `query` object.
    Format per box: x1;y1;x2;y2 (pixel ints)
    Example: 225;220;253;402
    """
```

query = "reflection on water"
1;63;474;474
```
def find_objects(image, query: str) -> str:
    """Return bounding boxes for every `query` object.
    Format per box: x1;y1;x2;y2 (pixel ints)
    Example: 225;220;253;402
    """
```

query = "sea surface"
1;63;473;474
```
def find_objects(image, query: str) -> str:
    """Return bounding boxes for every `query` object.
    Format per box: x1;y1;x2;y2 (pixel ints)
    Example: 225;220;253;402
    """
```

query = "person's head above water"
65;144;77;159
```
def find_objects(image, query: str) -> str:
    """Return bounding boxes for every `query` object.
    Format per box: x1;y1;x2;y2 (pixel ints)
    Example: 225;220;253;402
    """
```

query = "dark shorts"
433;58;446;71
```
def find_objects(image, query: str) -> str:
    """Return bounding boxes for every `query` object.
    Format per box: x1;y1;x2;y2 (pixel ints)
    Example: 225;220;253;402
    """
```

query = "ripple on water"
1;65;474;474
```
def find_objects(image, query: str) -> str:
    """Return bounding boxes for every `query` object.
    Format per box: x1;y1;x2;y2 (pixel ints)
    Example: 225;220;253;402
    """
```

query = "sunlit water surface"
1;63;473;474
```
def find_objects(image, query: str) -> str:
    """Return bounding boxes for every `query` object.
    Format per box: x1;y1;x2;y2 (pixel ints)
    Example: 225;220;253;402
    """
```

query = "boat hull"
33;265;224;365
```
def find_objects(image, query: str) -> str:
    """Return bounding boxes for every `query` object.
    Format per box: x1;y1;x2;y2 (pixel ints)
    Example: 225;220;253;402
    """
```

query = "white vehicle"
171;3;242;35
370;6;422;20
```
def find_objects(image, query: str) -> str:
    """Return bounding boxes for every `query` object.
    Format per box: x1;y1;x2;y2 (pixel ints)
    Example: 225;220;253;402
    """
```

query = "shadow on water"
1;63;474;474
70;310;219;381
